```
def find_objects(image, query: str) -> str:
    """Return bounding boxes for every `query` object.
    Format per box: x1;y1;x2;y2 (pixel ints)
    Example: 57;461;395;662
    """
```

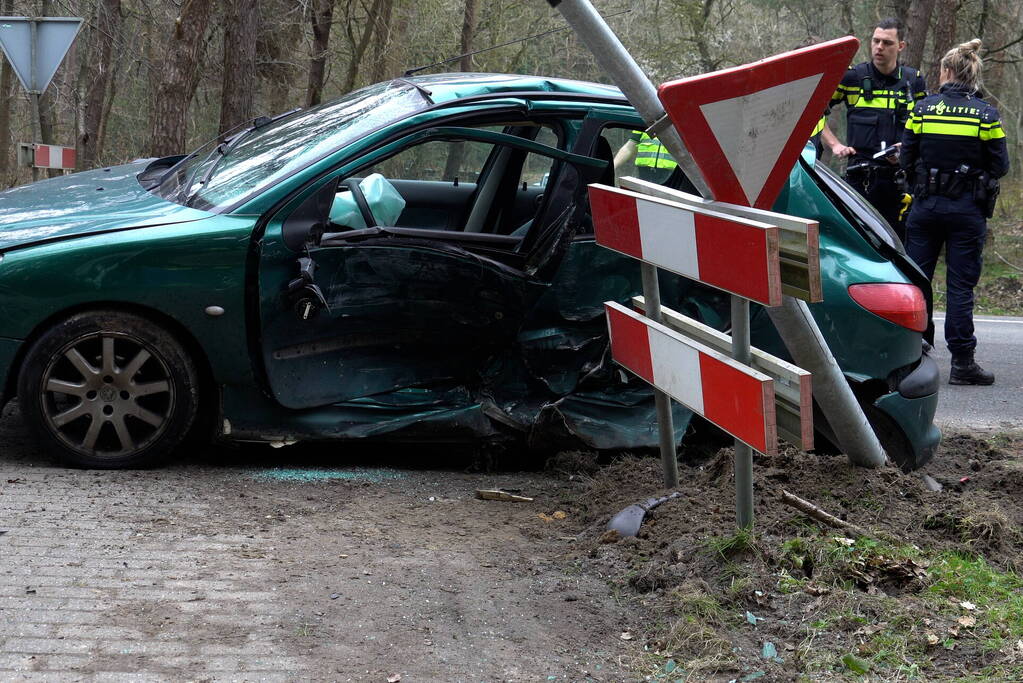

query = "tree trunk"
0;0;14;180
305;0;335;107
442;0;479;182
368;0;394;83
148;0;216;157
258;0;302;115
903;0;937;70
978;0;1013;108
80;0;123;168
341;0;384;94
926;0;957;89
219;0;260;134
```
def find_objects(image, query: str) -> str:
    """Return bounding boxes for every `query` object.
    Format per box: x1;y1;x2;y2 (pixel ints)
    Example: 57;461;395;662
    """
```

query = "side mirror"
282;177;341;251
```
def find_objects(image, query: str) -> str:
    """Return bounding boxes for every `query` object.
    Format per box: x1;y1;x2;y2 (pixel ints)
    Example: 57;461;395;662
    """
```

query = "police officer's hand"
884;142;901;164
830;143;856;158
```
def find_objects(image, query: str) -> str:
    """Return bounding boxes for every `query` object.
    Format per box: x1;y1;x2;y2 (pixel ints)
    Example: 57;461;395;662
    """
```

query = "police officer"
822;18;927;240
613;130;678;183
901;39;1009;385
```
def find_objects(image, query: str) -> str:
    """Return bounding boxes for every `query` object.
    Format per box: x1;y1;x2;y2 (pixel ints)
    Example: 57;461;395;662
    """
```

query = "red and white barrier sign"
606;302;777;454
33;143;75;170
657;36;858;208
589;184;782;306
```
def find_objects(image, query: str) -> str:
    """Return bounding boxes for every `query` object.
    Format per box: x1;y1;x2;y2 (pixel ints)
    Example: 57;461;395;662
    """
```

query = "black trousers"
904;194;987;358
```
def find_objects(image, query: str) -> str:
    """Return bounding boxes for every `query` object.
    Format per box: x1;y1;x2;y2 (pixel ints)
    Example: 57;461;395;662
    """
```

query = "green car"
0;74;940;469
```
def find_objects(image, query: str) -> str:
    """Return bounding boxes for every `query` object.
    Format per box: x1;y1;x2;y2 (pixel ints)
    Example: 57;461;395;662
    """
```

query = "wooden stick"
780;489;868;537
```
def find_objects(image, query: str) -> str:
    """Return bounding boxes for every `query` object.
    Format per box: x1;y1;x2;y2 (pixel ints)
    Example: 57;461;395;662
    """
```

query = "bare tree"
219;0;260;134
341;0;385;93
903;0;937;69
306;0;336;106
926;0;958;88
441;0;478;181
369;0;395;83
0;0;14;179
148;0;216;157
79;0;123;168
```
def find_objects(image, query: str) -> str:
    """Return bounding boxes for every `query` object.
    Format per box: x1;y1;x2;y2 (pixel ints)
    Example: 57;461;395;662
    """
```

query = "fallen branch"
780;489;868;538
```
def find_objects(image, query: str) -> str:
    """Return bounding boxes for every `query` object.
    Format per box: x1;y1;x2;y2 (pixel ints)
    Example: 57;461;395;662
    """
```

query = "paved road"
931;314;1022;430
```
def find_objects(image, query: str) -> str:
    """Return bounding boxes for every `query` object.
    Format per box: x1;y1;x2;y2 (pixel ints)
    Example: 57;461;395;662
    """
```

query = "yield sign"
0;17;83;94
657;36;858;209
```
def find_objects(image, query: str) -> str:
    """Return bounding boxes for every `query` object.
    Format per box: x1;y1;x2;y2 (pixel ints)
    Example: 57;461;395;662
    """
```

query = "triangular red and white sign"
657;36;858;209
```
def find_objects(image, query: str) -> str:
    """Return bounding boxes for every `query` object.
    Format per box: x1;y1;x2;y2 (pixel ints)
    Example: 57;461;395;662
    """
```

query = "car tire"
18;310;199;469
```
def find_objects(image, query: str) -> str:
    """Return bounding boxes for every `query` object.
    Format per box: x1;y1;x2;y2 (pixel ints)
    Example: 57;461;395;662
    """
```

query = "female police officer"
901;39;1009;385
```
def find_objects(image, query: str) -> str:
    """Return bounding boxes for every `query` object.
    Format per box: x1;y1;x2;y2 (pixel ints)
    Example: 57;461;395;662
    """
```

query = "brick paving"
0;410;635;682
0;457;303;681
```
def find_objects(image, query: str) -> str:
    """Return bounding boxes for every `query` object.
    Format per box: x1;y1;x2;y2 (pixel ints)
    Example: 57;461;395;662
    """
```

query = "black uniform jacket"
829;61;928;163
900;83;1010;183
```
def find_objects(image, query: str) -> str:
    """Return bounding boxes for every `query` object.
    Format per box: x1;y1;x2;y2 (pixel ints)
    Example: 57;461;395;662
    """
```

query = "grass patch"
926;552;1023;651
706;526;758;561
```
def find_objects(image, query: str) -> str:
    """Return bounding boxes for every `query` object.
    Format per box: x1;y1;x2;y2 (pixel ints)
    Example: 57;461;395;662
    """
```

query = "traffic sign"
618;176;822;302
632;296;813;450
589;183;782;306
0;17;83;94
657;36;858;208
25;142;75;169
606;302;777;454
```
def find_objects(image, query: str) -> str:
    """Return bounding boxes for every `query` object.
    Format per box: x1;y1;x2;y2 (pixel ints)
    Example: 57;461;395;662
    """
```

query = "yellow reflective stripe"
852;98;897;109
921;115;981;124
920;121;980;136
837;84;860;93
980;126;1006;141
905;118;922;133
811;116;826;136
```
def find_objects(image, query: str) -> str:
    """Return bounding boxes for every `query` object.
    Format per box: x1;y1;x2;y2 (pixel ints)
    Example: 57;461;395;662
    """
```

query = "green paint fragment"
664;659;677;673
247;467;406;483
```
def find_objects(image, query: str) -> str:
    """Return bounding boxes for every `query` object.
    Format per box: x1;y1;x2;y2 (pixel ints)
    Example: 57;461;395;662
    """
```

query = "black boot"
950;353;995;385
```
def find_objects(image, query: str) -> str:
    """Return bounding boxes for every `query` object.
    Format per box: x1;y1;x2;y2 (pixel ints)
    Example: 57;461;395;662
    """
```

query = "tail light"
848;283;927;332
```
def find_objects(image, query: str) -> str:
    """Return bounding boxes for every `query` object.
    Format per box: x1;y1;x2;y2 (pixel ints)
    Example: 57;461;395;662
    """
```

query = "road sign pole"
546;0;709;197
641;262;679;489
731;296;754;528
28;17;40;182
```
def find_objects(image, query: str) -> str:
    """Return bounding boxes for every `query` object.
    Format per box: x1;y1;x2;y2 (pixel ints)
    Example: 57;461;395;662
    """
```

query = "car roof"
400;72;628;105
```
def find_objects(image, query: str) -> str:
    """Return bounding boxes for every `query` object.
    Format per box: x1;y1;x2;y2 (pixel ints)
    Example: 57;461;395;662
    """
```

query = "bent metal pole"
547;0;886;469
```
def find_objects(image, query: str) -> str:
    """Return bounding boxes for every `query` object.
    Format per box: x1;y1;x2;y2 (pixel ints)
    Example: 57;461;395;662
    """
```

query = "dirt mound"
537;430;1023;680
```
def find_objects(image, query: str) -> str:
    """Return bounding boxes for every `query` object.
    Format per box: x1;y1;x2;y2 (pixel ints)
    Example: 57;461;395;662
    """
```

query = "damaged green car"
0;74;940;469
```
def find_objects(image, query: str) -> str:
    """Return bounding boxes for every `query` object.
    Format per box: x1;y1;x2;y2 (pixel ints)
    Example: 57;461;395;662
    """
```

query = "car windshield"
154;81;429;211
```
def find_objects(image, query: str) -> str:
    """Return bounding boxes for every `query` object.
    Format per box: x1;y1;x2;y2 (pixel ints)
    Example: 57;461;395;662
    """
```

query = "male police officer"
822;18;927;240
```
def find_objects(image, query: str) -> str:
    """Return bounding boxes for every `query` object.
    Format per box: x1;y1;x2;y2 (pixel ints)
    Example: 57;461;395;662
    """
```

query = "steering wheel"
343;178;378;228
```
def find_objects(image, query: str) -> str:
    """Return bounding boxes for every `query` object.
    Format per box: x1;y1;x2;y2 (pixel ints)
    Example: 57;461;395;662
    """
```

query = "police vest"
634;132;677;169
902;85;1009;178
831;62;927;158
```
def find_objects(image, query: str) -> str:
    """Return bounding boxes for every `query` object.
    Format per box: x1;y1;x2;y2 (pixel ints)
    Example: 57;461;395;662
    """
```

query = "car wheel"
18;310;199;468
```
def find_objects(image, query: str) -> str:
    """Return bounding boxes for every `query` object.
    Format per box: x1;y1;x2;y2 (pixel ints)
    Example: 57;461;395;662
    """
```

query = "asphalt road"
930;314;1022;430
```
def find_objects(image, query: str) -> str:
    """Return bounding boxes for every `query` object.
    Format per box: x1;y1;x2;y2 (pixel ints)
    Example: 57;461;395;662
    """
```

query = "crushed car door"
256;125;609;409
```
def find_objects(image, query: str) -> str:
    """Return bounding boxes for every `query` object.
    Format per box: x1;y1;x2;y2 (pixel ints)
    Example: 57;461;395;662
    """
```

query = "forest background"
0;0;1020;195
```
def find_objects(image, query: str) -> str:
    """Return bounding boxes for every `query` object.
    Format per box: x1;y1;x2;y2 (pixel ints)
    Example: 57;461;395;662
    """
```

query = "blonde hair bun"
959;38;982;54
